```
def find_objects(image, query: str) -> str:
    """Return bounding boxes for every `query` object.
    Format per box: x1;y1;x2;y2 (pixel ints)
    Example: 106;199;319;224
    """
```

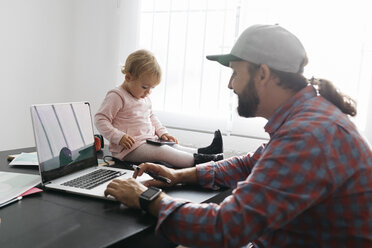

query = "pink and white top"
94;86;168;159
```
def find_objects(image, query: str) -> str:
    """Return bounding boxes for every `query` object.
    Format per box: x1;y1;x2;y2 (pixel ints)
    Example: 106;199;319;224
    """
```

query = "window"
138;0;372;140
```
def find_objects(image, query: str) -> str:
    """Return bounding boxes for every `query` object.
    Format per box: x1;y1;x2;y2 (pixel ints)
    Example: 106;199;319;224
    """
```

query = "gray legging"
124;143;197;168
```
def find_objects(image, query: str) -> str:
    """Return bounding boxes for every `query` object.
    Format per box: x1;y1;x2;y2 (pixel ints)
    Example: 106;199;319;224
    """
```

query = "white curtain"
134;0;372;143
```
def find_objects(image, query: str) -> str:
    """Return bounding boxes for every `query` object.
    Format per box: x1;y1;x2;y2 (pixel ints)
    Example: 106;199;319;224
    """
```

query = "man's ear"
254;64;272;89
258;64;271;81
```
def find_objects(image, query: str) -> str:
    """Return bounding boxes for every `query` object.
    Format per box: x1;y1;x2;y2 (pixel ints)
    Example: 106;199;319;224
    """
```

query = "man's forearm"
176;167;198;185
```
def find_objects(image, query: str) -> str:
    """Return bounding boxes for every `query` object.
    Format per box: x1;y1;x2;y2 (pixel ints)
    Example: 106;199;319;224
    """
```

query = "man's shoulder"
281;99;354;139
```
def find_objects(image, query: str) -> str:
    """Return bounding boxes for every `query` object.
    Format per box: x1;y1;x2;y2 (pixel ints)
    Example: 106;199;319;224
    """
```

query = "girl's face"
124;72;160;99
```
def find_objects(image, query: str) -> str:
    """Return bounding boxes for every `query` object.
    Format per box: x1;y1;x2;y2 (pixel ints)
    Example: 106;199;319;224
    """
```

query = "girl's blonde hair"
121;49;161;81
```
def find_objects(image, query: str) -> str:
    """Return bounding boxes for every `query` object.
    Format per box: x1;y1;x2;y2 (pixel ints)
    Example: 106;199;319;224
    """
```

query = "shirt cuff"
156;127;168;138
196;162;220;190
155;196;189;234
112;130;126;145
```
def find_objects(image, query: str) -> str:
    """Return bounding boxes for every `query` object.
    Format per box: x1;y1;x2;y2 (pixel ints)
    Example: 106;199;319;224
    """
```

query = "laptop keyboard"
62;169;125;190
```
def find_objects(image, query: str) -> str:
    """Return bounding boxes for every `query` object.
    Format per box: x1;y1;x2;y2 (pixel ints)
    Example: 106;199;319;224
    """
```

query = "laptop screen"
31;102;97;183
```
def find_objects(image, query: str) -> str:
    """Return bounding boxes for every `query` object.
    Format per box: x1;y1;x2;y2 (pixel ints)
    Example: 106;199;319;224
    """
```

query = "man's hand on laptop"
104;177;169;217
105;162;198;216
104;178;147;209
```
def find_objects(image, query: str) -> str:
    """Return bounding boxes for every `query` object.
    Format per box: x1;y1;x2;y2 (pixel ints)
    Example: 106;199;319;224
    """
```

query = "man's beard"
237;77;260;118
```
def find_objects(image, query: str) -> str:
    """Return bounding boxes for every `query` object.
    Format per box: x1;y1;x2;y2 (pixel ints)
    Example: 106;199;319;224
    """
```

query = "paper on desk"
19;187;43;197
9;152;39;166
0;171;41;206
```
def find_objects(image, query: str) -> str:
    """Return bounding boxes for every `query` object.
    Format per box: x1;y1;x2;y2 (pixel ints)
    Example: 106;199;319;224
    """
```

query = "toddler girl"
94;49;223;167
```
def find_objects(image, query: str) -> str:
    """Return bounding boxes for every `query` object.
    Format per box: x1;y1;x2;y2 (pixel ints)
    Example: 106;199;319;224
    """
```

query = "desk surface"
0;147;231;248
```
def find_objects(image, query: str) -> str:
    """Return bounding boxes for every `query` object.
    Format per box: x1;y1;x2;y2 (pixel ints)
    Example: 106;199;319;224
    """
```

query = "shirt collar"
264;85;317;136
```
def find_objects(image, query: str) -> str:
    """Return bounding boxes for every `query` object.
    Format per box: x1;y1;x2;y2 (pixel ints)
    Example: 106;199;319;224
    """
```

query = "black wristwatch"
139;186;162;212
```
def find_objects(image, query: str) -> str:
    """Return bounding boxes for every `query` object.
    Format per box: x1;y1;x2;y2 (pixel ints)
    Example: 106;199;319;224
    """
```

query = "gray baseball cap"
206;24;307;73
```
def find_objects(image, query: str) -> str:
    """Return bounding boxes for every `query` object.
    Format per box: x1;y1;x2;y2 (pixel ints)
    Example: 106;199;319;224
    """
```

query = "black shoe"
197;129;223;155
193;153;224;165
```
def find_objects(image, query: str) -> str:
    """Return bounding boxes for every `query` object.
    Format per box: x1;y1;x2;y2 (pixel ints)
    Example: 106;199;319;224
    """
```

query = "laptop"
30;102;150;201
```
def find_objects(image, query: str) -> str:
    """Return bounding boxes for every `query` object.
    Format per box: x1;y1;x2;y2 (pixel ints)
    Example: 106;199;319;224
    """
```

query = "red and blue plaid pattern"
155;86;372;247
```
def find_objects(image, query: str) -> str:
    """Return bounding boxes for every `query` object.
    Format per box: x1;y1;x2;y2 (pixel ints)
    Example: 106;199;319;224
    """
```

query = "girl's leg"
125;143;194;168
172;144;224;164
171;144;197;154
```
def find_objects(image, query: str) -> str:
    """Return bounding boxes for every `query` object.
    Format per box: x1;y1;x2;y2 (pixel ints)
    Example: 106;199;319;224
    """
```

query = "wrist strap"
139;196;150;212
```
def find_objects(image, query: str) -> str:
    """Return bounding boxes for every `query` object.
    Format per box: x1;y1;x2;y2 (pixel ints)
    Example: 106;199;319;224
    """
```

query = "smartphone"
146;138;176;146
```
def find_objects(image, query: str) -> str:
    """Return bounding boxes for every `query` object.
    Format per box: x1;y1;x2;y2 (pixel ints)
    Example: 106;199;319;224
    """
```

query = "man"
104;24;372;247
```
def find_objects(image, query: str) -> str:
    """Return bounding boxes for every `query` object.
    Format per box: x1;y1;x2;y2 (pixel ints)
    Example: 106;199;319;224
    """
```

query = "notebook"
30;102;150;201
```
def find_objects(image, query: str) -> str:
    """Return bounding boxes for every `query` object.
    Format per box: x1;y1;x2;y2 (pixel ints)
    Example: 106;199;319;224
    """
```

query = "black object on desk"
0;147;232;248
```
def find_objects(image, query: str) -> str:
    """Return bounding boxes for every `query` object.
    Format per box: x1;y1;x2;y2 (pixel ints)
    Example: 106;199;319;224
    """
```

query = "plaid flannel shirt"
155;86;372;247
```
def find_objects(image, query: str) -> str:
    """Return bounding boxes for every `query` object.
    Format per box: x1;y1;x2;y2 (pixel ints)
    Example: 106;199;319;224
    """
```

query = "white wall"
0;0;73;150
68;0;141;115
1;0;371;152
0;0;140;150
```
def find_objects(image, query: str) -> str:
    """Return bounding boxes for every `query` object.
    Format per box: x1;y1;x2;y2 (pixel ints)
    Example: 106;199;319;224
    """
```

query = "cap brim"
206;54;242;67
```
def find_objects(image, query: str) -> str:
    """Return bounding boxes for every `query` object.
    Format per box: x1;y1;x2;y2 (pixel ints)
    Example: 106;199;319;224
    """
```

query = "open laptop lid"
31;102;98;184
